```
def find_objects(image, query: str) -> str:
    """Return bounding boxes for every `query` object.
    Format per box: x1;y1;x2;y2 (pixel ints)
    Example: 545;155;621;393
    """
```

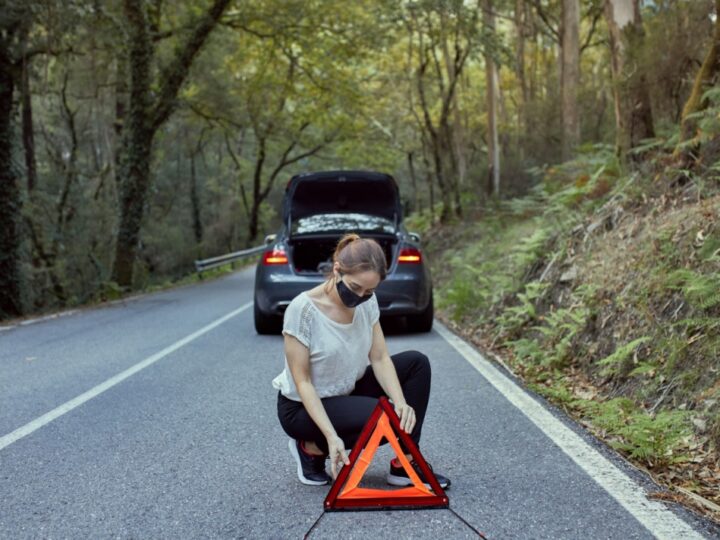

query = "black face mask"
336;274;373;308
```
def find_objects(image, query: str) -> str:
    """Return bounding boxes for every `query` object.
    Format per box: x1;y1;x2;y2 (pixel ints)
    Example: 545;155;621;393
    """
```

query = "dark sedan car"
253;170;434;334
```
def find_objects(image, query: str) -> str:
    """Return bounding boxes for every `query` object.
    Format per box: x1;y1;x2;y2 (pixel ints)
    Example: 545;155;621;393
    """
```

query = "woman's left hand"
394;402;416;434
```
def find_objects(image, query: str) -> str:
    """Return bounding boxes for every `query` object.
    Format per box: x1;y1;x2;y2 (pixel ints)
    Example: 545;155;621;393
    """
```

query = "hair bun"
333;233;360;262
337;233;360;249
324;233;387;285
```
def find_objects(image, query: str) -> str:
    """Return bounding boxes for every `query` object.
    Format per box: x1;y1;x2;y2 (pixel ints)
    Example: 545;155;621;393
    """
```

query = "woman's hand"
326;433;350;480
394;401;416;434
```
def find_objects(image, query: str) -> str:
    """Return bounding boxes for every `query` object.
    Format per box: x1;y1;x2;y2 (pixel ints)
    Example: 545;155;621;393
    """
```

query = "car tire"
407;292;433;333
254;298;282;335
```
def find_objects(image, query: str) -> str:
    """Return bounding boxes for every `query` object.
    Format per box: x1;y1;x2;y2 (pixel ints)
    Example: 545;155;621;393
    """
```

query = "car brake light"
263;248;289;265
398;247;422;263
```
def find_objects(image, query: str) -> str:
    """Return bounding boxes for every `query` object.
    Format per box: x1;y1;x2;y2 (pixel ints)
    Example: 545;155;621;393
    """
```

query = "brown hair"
322;233;387;293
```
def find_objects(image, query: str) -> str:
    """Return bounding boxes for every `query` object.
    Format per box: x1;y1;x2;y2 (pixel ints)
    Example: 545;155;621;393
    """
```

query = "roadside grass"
91;257;257;303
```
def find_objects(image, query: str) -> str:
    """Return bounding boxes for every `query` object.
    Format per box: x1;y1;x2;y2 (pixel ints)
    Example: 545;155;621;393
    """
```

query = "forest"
1;0;718;522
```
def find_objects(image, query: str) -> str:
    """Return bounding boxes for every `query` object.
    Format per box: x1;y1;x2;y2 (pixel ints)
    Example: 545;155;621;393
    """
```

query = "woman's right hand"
326;433;350;480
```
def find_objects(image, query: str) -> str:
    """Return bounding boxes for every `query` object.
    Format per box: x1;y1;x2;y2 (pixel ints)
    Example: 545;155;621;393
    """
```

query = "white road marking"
433;321;706;540
0;302;253;452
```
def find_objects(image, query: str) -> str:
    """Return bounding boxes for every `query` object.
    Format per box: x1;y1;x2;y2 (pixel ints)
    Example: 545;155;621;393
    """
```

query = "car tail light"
263;248;289;265
397;247;422;264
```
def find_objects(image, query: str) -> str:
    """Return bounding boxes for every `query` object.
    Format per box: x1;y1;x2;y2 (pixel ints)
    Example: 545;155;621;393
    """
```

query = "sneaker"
288;438;331;486
386;458;451;490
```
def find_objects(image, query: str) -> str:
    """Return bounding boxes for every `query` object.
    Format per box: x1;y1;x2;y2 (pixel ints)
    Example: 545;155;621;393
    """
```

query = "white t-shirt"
272;290;380;401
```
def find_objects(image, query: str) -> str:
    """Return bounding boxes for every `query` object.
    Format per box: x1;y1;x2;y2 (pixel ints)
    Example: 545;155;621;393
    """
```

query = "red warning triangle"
324;396;449;511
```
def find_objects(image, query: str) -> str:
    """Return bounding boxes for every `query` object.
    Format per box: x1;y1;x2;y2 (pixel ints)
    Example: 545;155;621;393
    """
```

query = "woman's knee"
406;350;430;374
392;350;431;383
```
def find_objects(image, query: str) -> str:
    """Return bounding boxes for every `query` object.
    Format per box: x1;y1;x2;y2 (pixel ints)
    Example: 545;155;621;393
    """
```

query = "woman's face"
333;263;381;297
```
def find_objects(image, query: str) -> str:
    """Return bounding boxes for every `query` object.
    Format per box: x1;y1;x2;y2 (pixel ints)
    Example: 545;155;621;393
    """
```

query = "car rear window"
291;213;395;235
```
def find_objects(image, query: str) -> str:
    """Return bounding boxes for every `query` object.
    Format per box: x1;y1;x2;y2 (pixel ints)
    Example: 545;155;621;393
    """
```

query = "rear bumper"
254;265;431;317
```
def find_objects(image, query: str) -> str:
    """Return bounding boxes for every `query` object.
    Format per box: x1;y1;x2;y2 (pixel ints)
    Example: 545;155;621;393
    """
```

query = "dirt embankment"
423;182;720;524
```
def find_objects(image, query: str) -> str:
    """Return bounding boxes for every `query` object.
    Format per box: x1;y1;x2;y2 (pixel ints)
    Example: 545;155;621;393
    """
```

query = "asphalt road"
1;266;718;539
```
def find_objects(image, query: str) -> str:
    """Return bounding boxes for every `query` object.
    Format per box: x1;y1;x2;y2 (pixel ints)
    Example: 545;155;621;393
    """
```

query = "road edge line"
0;302;253;452
433;320;706;540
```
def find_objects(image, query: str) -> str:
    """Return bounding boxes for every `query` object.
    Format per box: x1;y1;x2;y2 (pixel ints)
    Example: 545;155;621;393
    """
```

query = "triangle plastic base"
323;397;449;511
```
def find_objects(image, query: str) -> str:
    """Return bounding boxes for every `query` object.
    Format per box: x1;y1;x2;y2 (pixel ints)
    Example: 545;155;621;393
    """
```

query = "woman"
272;233;450;489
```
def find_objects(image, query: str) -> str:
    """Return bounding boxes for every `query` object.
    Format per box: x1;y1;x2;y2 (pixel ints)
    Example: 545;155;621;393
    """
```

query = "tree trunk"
0;49;23;318
112;0;155;288
421;143;435;223
20;57;36;193
112;54;127;194
246;134;266;244
604;0;654;160
112;0;232;288
674;0;720;161
190;151;203;244
417;54;452;223
485;0;500;197
407;151;420;213
514;0;528;155
561;0;581;161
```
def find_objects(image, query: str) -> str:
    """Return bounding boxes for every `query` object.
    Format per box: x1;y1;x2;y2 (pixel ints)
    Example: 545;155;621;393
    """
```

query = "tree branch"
580;5;603;53
151;0;233;131
528;0;560;43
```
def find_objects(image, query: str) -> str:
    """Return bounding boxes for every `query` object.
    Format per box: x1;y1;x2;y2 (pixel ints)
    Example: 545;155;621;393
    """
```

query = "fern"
530;305;590;368
583;399;691;467
512;225;552;269
665;268;720;310
672;317;720;332
496;281;549;333
509;338;544;364
614;410;691;467
597;337;652;376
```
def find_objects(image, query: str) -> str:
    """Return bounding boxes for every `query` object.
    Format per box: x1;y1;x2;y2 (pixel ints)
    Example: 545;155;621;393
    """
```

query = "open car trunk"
289;234;397;275
283;170;402;226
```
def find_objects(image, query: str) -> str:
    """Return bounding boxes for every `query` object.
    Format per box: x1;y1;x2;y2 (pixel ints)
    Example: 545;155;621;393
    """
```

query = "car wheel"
407;292;433;333
254;298;282;334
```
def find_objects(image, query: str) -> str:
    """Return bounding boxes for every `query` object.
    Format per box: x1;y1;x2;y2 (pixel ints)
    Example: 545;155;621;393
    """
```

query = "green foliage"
92;281;125;302
597;337;652;377
665;268;720;311
511;224;553;269
404;204;443;236
582;399;691;467
436;218;537;321
534;305;591;368
508;338;545;365
505;290;591;371
496;281;548;334
440;263;497;320
527;377;576;405
524;380;691;467
688;87;720;145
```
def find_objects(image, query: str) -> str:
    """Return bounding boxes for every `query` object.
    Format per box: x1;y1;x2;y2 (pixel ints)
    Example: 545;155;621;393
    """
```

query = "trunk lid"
282;170;402;233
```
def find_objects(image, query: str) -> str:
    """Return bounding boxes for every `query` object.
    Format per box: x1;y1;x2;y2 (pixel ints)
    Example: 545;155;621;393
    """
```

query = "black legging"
277;350;431;455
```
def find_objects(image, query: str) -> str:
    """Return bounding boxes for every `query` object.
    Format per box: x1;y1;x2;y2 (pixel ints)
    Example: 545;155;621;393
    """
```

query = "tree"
561;0;580;160
674;0;720;163
485;0;501;197
407;1;481;221
112;0;233;289
0;2;55;317
0;5;24;317
604;0;654;160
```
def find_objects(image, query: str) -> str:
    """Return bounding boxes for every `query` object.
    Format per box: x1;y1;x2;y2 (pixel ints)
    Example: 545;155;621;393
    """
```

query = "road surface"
1;267;717;539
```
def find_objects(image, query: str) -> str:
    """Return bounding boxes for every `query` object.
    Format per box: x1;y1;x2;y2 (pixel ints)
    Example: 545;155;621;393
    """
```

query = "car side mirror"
408;232;421;243
264;234;277;245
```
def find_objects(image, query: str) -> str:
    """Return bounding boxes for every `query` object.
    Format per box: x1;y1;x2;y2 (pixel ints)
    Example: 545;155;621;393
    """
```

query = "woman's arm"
284;333;349;478
367;322;416;434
